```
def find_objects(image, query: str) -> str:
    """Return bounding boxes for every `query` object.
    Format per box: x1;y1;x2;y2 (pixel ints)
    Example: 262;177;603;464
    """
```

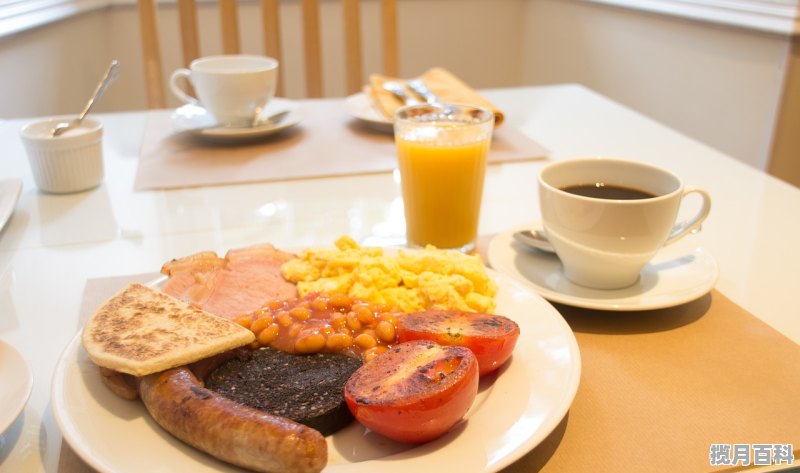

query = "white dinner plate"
51;269;580;473
0;178;22;233
488;224;720;311
344;92;394;133
171;98;303;143
0;340;34;434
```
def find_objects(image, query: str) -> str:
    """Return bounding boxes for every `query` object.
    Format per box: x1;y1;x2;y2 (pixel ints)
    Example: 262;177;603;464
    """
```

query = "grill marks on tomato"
396;310;520;376
344;340;479;443
415;355;461;386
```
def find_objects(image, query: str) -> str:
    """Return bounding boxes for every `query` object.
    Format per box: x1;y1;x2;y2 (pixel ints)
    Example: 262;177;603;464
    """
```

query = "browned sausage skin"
139;366;327;473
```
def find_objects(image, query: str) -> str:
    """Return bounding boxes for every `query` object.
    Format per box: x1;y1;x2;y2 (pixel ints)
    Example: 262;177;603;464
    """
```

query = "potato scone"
82;283;255;376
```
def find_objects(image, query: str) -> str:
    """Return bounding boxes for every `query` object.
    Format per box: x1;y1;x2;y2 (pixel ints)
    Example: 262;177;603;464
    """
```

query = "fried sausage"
139;366;327;473
98;366;139;401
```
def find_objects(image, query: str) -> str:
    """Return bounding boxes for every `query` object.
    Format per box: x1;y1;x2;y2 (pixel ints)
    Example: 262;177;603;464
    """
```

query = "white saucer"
0;340;34;434
344;92;394;133
488;224;720;311
0;178;22;232
171;98;302;143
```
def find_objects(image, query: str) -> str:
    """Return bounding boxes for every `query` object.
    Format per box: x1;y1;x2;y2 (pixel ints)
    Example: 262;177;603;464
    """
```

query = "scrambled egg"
281;236;497;313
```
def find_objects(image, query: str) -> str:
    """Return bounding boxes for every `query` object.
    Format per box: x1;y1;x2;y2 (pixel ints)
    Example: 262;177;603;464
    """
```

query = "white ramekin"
20;117;104;194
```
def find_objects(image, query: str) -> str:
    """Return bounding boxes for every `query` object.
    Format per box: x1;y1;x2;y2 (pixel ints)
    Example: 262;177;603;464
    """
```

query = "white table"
0;84;797;472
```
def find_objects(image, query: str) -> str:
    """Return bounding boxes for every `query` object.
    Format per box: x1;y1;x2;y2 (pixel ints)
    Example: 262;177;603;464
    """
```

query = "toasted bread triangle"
82;283;255;376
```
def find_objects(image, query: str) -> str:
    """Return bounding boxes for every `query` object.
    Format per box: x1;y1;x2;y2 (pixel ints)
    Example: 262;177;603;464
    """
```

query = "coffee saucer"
171;98;302;143
487;224;719;311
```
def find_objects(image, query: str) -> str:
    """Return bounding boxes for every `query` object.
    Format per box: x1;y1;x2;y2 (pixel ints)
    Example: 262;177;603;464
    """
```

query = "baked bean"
310;297;328;312
257;324;280;345
250;317;271;335
345;312;362;331
290;306;311;320
288;322;303;338
295;332;326;353
276;311;293;327
379;312;397;326
244;291;404;362
356;307;375;325
330;293;352;309
330;313;346;329
354;333;377;349
376;320;396;343
326;332;353;351
362;346;388;362
235;315;253;329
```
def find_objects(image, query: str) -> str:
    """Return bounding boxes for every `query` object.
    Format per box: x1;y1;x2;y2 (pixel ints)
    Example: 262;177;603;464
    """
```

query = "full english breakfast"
79;237;520;473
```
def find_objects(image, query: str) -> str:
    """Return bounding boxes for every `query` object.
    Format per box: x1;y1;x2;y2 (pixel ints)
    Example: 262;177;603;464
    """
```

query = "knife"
407;80;439;104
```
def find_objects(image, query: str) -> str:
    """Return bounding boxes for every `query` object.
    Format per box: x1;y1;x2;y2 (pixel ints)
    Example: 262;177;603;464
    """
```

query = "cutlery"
513;229;556;254
407;79;457;114
252;109;290;128
407;79;439;104
382;82;420;106
52;60;120;137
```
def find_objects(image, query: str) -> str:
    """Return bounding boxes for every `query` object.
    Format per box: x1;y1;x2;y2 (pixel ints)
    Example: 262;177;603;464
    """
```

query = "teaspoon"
512;229;556;254
52;60;120;137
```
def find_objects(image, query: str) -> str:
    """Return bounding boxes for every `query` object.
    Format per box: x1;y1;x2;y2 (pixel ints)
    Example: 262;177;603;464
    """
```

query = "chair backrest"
137;0;399;109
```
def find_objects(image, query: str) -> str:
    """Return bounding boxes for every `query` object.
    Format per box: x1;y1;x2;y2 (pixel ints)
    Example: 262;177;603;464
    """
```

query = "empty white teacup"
538;157;711;289
170;54;279;128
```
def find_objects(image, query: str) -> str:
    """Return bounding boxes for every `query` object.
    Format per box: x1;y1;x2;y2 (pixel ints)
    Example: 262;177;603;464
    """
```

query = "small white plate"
0;340;34;434
488;224;719;311
171;98;302;143
52;269;580;473
344;92;394;133
0;179;22;232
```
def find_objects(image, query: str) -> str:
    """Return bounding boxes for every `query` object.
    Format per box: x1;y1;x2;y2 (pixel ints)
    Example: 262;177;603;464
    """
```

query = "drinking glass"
394;103;494;253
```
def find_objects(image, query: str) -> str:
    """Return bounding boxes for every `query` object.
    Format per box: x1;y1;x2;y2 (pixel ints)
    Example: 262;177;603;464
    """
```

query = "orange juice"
396;133;491;251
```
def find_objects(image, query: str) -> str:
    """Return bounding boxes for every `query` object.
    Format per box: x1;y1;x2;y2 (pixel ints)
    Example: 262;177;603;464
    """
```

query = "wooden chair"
137;0;398;109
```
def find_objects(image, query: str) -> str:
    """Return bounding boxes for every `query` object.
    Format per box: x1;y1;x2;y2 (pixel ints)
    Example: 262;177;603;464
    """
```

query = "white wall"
0;0;796;185
520;0;791;172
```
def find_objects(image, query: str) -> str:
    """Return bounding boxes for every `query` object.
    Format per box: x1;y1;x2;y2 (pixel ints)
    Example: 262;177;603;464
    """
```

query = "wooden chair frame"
137;0;398;109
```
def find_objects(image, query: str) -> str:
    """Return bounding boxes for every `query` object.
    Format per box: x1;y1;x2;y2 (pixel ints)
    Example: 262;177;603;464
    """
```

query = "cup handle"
169;68;197;105
664;186;712;246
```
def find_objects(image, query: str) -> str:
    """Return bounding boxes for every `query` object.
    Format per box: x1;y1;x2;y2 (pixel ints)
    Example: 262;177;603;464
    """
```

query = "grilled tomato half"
343;340;479;443
396;310;520;376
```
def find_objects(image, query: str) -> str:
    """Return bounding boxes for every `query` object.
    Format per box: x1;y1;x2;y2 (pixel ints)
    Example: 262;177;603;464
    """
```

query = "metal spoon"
52;60;120;137
252;109;290;129
513;229;556;254
382;82;420;106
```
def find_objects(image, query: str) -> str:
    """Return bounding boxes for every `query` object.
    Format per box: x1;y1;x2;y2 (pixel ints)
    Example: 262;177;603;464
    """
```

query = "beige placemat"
59;262;800;472
133;98;549;191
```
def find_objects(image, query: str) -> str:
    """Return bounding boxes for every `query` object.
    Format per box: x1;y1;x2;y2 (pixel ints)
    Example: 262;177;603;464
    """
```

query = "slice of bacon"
161;244;298;320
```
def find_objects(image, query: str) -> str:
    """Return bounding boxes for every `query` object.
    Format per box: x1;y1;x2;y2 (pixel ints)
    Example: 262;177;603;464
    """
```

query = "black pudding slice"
205;347;362;436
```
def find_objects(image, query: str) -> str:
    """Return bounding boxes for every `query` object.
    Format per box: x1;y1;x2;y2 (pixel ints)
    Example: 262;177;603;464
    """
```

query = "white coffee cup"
170;55;279;128
538;157;711;289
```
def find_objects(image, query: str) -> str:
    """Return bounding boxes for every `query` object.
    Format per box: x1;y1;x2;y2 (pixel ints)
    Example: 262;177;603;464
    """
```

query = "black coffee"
561;183;656;200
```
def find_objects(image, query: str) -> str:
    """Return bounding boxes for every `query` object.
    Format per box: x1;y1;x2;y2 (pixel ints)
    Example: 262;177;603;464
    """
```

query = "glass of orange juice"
394;103;494;253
